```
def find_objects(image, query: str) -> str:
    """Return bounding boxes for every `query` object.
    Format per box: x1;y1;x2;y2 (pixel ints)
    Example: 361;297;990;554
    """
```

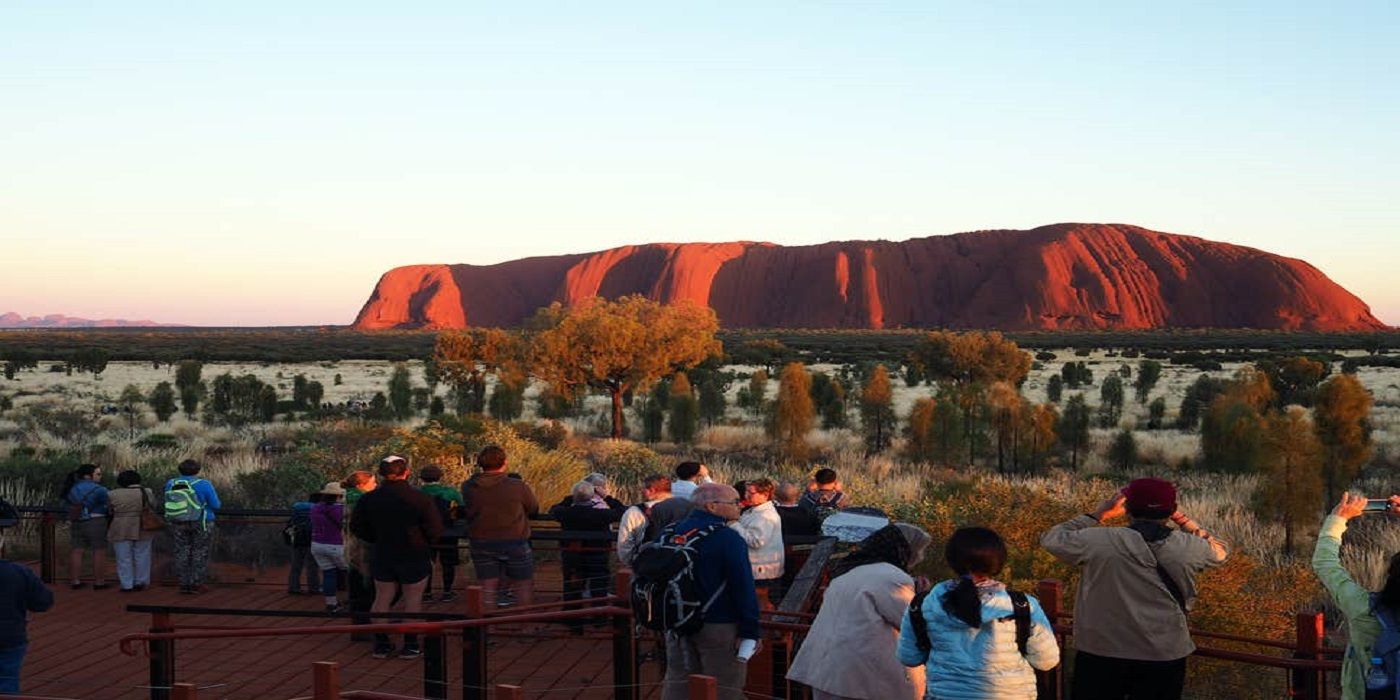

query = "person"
350;455;444;659
461;445;539;608
671;461;710;501
898;526;1060;699
616;474;673;566
61;464;110;589
286;493;318;595
1312;492;1400;700
0;530;54;694
341;471;378;634
772;481;820;603
660;483;761;700
107;470;157;592
550;481;624;632
311;482;349;613
164;459;222;594
800;468;849;519
1041;478;1228;700
788;523;933;700
418;465;465;603
583;473;627;510
730;478;784;605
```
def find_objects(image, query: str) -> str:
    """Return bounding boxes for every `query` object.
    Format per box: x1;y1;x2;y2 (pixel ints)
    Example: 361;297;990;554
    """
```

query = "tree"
1258;356;1330;407
1255;406;1324;555
986;381;1025;474
530;296;721;439
906;398;937;462
1046;375;1063;403
1134;360;1162;403
206;373;268;427
434;329;522;415
1061;362;1093;389
668;372;700;443
175;360;203;417
770;362;815;461
859;364;895;454
258;385;278;423
1108;429;1137;472
908;331;1032;387
2;349;37;380
387;364;414;420
304;380;324;410
118;384;145;440
730;339;794;375
740;369;770;414
1313;374;1373;507
810;372;848;430
1022;403;1059;474
488;374;525;421
639;380;668;442
1058;394;1091;471
1200;369;1273;473
1147;397;1167;430
697;373;728;426
1098;375;1125;428
149;381;178;422
70;348;110;376
1177;374;1227;431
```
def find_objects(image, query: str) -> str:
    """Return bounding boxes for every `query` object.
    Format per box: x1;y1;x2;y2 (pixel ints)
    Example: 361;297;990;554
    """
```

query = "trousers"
112;539;153;590
661;623;748;700
1072;650;1187;700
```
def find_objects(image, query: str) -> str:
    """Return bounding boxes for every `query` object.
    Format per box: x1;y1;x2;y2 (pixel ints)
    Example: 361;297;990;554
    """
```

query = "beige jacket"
1041;515;1228;660
107;486;157;542
730;500;784;581
787;562;924;699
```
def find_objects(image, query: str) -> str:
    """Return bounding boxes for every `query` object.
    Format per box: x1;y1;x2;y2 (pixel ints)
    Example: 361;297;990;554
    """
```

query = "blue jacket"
0;560;53;648
66;480;109;518
669;511;761;640
164;477;222;522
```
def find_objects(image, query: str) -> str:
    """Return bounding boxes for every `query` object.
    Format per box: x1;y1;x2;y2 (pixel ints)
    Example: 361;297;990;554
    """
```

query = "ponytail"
940;576;984;628
61;464;98;500
940;526;1009;629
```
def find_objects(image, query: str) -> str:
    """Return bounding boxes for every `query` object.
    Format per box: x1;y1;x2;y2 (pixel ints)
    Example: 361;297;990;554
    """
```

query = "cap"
1123;478;1177;517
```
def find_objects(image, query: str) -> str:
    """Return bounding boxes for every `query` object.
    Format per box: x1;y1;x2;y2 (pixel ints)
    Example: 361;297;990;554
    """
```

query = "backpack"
282;510;312;547
907;586;1032;657
629;523;727;635
1370;594;1400;698
429;492;459;529
164;478;207;524
66;483;98;522
801;489;845;522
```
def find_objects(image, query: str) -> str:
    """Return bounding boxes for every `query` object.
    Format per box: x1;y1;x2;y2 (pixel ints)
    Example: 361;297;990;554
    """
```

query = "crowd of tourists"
9;452;1400;699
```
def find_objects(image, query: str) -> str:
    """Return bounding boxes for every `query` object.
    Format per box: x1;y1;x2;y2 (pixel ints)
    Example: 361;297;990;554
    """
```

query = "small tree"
743;369;770;414
1023;403;1059;474
1147;397;1166;430
2;349;38;380
639;380;668;443
71;348;110;376
859;364;895;454
668;372;700;443
1046;374;1063;403
810;372;848;430
1257;406;1324;555
1098;375;1125;428
149;382;178;422
1177;374;1227;431
697;374;728;426
258;385;278;423
1135;360;1162;403
387;364;414;420
1108;429;1137;471
906;398;936;461
176;360;204;417
1258;356;1330;408
488;374;525;421
304;380;324;410
1059;394;1091;471
1313;374;1373;507
770;362;815;461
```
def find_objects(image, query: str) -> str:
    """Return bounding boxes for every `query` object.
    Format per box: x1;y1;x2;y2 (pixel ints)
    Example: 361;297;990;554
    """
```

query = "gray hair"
584;473;609;489
894;523;933;568
571;480;597;504
776;482;802;505
691;483;739;508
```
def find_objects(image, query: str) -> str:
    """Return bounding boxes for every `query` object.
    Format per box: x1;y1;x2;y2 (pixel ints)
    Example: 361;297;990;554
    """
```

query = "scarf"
829;524;911;579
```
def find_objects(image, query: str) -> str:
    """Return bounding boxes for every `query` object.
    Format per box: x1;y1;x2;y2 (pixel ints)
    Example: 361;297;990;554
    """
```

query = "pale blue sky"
2;2;1396;326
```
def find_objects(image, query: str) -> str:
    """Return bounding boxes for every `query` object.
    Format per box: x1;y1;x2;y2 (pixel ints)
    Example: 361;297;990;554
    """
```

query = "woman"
107;470;157;592
61;464;110;589
1312;492;1400;700
311;482;349;612
342;470;378;632
730;478;784;604
787;523;932;700
897;527;1059;699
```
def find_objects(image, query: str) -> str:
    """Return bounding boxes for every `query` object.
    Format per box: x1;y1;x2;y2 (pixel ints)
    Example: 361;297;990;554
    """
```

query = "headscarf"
829;524;912;579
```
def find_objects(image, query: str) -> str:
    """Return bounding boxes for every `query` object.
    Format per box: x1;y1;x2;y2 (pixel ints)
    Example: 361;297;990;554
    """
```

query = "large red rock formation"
353;224;1386;331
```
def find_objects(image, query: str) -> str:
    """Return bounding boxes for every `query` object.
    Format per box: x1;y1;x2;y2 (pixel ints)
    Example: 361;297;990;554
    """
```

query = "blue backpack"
1370;595;1400;698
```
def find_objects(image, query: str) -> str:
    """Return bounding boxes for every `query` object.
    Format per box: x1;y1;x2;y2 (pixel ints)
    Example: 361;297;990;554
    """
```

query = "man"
661;483;761;700
350;455;444;659
418;465;465;603
551;481;624;632
670;461;710;500
461;445;540;608
550;472;626;512
616;474;673;565
164;459;222;594
1041;478;1229;700
0;521;54;694
772;482;819;603
799;468;849;518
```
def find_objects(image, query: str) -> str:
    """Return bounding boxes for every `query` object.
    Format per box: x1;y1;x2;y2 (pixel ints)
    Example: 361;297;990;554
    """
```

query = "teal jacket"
1312;514;1380;700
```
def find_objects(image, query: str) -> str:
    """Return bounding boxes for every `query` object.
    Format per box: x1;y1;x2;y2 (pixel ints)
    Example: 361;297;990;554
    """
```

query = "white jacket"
897;580;1060;700
615;499;664;564
730;500;784;580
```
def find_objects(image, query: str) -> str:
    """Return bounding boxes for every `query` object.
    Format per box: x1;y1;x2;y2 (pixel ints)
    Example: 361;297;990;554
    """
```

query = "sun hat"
319;482;347;497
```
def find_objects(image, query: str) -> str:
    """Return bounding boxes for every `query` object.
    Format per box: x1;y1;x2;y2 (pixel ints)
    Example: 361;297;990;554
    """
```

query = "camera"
1363;499;1393;514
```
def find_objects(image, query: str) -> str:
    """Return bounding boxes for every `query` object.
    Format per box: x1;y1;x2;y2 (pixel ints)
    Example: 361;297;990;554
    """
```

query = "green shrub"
136;433;180;450
234;462;326;508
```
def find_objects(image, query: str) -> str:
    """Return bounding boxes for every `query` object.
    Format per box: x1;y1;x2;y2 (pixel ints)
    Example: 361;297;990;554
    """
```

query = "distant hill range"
0;312;176;329
353;223;1387;332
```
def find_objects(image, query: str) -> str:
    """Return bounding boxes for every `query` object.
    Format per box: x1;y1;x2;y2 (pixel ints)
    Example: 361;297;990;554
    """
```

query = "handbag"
139;489;166;531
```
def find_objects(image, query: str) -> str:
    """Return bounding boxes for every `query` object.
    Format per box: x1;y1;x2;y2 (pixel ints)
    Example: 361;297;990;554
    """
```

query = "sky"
2;2;1397;326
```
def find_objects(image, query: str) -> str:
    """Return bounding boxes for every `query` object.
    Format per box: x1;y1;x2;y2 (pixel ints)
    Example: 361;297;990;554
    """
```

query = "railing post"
40;512;56;584
769;633;793;700
312;661;340;700
612;570;638;700
688;674;718;700
1035;579;1064;700
495;685;524;700
171;683;197;700
461;585;488;700
1292;611;1325;700
149;611;175;700
423;631;447;699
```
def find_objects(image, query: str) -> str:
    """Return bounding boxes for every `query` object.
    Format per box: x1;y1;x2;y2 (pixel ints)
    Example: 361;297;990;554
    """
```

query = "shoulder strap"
1135;530;1188;614
908;590;932;655
1007;590;1032;656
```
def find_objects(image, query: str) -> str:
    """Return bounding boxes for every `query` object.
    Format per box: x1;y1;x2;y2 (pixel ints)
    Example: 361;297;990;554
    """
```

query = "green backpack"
164;478;207;524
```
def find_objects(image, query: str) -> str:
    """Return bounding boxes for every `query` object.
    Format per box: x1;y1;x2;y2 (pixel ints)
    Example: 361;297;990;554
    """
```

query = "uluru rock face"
353;224;1386;331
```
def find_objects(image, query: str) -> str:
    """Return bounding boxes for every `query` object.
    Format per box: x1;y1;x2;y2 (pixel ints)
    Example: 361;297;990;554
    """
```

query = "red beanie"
1124;478;1177;517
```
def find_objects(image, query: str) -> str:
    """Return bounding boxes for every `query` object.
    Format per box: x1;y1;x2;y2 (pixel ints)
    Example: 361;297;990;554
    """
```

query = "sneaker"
398;644;422;659
132;584;147;591
325;603;345;614
372;643;395;659
439;591;458;603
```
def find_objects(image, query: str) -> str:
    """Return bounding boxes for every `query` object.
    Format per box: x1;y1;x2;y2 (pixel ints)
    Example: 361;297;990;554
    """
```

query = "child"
418;465;464;603
286;494;317;594
800;468;850;519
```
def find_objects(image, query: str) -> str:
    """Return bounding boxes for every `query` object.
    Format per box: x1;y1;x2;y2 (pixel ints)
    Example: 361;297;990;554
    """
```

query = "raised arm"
1312;493;1378;624
1041;492;1124;565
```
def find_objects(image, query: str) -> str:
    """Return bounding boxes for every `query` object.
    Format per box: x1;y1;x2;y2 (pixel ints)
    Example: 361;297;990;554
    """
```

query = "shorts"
70;518;108;550
370;557;431;584
310;542;347;571
469;540;533;581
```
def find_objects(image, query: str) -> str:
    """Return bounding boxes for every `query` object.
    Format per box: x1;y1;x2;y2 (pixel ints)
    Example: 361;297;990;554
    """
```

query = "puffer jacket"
1312;514;1380;700
730;500;784;580
897;580;1060;700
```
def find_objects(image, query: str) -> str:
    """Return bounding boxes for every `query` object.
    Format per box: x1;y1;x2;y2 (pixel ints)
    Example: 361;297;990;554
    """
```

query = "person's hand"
1332;493;1367;521
913;576;932;594
1169;510;1191;526
1094;492;1128;522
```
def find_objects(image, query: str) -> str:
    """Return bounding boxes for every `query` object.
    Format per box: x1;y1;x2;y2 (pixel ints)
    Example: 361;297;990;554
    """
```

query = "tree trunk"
611;388;625;439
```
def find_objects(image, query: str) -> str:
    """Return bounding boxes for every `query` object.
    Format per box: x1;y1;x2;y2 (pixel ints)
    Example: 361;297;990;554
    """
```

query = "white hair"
571;480;596;504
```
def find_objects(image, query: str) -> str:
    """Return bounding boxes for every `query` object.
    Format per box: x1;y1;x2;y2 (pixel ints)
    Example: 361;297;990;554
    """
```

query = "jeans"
662;623;748;700
0;643;27;694
288;546;318;592
112;539;153;590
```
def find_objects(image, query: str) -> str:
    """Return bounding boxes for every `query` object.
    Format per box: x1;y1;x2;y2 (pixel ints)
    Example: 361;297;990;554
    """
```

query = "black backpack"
629;523;726;635
282;510;312;547
907;586;1032;656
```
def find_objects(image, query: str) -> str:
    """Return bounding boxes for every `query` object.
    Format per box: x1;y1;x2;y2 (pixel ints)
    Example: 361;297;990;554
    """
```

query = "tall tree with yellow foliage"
770;362;815;461
1313;373;1373;507
1256;406;1324;555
